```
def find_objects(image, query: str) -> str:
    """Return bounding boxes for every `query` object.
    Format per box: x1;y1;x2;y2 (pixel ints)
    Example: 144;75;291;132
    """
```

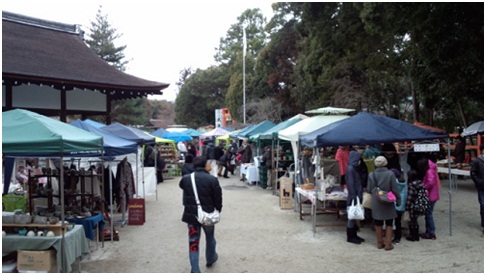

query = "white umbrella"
461;121;484;136
305;106;355;115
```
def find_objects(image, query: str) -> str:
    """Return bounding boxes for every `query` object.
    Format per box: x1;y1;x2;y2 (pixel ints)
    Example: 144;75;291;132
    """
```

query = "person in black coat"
218;150;233;178
179;156;223;273
181;154;195;176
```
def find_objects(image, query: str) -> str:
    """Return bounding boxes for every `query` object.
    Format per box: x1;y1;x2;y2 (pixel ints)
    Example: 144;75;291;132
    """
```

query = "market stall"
2;109;104;272
299;112;453;233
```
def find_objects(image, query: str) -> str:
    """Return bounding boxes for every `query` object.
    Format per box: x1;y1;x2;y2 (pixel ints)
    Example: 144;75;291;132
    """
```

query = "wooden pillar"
105;93;112;124
5;81;13;110
60;88;67;122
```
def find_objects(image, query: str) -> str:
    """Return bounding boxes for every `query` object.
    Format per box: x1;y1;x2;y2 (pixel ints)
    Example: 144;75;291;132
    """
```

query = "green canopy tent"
3;109;103;157
2;109;104;272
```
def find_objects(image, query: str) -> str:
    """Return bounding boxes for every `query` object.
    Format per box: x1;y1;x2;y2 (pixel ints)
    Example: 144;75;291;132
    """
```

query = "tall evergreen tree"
85;6;152;125
86;6;128;71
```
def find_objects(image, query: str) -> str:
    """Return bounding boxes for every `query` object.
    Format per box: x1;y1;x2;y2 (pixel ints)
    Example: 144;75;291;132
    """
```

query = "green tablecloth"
2;224;89;272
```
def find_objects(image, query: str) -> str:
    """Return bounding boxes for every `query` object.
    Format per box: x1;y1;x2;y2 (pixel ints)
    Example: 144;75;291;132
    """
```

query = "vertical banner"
215;109;222;128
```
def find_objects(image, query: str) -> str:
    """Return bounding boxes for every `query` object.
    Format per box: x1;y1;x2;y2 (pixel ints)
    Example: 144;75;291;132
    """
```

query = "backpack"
412;184;430;215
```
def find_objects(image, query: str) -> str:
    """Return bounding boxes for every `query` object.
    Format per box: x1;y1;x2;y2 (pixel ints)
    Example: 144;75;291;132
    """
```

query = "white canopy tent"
277;115;349;183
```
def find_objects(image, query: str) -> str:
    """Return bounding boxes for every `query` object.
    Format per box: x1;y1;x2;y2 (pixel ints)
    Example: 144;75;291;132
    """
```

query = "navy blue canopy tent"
70;120;138;157
103;122;155;145
300;112;449;147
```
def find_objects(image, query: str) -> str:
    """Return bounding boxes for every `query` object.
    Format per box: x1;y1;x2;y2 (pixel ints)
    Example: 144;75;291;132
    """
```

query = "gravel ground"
78;174;484;273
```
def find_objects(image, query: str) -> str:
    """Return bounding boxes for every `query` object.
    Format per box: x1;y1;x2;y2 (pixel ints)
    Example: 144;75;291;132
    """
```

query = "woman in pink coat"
419;157;440;240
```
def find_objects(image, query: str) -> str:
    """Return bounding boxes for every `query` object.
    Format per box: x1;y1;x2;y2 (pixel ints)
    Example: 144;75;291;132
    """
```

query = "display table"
295;187;347;234
66;212;105;241
2;224;89;273
437;166;471;189
240;164;259;184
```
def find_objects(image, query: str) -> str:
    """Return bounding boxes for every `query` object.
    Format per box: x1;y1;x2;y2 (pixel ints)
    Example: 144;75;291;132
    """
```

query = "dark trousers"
394;211;403;239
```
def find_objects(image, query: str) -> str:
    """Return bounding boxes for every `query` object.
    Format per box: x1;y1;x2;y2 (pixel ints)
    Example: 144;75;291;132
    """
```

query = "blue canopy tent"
84;119;105;128
183;128;204;138
162;131;193;143
103;122;155;145
301;112;448;147
102;122;157;198
150;128;169;138
70;120;138;157
71;119;139;230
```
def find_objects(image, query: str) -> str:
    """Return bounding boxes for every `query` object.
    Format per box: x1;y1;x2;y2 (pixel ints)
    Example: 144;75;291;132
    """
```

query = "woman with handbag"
366;156;401;251
345;150;366;244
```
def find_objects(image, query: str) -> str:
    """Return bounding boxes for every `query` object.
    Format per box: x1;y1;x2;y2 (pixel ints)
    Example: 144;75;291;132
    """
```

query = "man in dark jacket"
179;156;223;273
470;145;484;227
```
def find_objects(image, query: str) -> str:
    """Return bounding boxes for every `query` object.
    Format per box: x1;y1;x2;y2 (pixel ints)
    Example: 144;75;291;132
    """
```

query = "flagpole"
242;27;246;124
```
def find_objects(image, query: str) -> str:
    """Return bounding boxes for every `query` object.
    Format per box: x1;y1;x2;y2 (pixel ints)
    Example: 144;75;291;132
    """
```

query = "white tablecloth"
240;164;259;183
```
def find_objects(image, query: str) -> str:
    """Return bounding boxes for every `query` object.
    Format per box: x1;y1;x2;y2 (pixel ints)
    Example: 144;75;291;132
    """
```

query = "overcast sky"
2;0;275;101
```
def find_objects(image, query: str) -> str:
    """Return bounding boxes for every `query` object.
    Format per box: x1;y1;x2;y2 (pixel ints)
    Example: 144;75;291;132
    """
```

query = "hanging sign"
413;143;440;152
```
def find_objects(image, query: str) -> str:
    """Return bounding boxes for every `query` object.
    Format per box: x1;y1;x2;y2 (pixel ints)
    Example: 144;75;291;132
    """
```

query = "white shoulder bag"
190;172;220;226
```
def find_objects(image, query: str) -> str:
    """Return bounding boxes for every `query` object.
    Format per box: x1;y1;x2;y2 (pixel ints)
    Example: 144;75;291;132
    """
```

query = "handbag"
362;192;372;209
347;197;365;220
372;172;396;205
190;173;220;226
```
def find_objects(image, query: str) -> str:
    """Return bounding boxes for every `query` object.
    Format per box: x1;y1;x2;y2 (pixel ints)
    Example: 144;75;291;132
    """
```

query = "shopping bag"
362;192;372;209
347;197;365;220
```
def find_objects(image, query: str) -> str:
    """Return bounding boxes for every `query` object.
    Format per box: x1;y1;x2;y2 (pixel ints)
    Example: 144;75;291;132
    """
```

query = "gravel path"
79;174;484;273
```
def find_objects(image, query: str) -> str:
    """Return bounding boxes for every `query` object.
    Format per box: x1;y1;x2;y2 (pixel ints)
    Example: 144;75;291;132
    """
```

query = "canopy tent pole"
59;157;66;272
447;138;453;236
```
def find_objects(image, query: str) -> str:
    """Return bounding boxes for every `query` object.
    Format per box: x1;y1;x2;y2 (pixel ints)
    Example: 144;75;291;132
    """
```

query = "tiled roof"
2;11;169;100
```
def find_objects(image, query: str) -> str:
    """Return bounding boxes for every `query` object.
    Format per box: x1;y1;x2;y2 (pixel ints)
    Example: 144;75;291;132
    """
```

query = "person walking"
205;141;218;177
470;145;484;228
214;142;225;177
218;149;233;178
345;150;365;244
179;156;223;273
419;157;440;240
237;140;253;181
367;156;401;251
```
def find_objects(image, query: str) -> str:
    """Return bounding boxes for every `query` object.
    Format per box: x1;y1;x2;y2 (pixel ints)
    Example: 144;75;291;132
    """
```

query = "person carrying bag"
179;156;223;273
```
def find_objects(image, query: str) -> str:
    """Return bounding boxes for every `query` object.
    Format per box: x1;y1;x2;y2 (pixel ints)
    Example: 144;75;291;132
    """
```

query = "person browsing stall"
345;150;366;244
179;156;223;273
367;156;401;251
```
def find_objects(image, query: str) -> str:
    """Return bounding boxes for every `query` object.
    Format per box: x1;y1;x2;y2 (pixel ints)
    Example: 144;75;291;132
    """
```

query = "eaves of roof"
2;11;169;100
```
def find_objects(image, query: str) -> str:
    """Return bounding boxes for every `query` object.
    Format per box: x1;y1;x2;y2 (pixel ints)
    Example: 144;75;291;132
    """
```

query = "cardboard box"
279;177;294;209
17;249;57;272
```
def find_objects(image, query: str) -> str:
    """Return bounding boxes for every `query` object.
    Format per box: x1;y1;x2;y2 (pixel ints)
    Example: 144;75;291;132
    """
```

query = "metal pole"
243;50;246;124
242;27;246;124
447;138;453;236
